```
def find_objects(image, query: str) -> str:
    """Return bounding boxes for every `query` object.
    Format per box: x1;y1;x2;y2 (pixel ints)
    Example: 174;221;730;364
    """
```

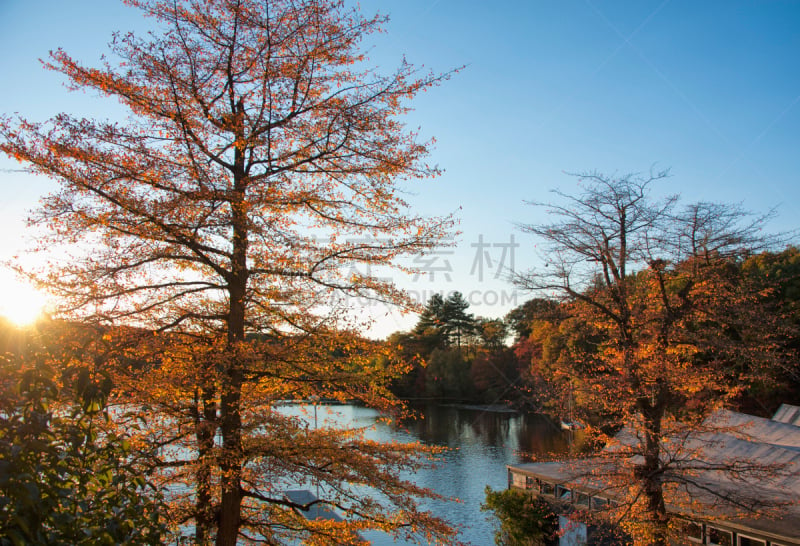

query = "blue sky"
1;1;799;335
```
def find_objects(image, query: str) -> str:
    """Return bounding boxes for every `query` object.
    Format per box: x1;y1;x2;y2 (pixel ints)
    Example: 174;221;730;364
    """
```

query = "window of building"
736;536;765;546
525;476;535;490
555;485;571;502
590;496;609;510
677;519;703;543
707;526;733;546
539;481;555;496
574;492;589;507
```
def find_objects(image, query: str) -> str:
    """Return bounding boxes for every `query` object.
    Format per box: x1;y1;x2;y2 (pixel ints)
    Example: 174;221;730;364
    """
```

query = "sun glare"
0;273;48;327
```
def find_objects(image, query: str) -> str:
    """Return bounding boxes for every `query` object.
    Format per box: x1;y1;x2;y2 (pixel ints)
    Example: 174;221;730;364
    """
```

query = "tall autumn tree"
514;171;794;545
0;1;457;544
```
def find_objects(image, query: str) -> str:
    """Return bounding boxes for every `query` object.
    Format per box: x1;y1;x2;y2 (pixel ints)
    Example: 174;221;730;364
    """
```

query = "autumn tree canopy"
0;0;457;544
514;170;795;545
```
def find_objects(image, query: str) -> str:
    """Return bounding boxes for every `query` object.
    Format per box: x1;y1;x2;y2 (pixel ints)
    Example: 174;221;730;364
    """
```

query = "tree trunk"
217;367;243;546
639;402;668;546
217;299;245;545
217;158;249;546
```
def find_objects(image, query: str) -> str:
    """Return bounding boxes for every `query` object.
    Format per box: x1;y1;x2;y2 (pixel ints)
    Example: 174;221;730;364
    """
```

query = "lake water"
283;403;572;546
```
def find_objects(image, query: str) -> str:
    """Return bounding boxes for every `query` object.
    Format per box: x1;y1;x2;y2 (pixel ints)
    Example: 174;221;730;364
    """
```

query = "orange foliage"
0;0;459;544
514;171;795;545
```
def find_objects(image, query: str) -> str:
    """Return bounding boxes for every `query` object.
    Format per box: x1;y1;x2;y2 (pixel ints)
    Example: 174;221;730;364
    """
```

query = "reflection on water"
284;404;572;546
401;404;571;457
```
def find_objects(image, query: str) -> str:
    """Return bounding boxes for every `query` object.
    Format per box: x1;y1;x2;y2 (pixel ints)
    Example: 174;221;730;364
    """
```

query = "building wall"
558;516;587;546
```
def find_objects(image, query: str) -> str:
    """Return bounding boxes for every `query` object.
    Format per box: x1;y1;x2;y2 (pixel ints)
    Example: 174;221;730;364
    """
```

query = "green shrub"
482;486;558;546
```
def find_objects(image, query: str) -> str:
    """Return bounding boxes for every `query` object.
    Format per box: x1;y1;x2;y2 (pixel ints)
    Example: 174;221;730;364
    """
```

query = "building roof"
508;407;800;543
772;403;800;427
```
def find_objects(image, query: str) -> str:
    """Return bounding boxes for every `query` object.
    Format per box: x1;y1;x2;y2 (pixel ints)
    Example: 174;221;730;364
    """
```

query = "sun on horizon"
0;271;49;327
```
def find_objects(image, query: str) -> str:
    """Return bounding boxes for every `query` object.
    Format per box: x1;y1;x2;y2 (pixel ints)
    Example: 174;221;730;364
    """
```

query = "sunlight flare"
0;271;48;326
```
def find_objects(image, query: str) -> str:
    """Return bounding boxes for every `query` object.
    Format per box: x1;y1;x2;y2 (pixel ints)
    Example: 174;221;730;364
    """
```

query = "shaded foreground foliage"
0;320;166;545
481;487;557;546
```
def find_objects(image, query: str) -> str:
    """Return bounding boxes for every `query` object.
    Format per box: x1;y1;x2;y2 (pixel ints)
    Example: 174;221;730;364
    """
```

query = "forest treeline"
8;239;796;431
385;246;800;421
